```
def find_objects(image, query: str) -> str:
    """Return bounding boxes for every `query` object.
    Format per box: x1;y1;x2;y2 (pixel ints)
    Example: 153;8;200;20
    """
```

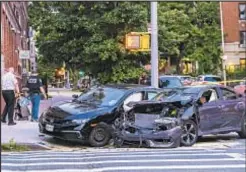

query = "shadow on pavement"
197;134;240;143
41;133;245;149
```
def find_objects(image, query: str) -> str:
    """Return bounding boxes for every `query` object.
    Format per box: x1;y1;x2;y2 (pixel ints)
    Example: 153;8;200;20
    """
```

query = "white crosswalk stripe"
1;148;245;172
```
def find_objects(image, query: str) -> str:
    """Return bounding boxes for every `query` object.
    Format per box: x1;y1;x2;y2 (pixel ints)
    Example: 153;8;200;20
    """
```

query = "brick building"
221;2;246;70
1;2;30;113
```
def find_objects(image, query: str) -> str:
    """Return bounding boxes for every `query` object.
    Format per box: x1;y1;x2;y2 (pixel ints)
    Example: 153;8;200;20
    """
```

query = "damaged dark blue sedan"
113;85;246;148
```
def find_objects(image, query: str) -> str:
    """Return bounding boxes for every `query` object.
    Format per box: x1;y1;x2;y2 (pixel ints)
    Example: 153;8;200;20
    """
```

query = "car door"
217;87;244;130
198;89;222;133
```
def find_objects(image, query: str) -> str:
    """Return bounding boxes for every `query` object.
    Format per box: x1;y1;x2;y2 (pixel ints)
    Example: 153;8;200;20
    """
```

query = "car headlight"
40;110;48;122
72;119;89;125
73;119;89;130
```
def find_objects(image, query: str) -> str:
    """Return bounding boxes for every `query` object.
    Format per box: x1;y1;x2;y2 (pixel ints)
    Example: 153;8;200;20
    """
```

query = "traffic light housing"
55;67;65;77
125;32;150;52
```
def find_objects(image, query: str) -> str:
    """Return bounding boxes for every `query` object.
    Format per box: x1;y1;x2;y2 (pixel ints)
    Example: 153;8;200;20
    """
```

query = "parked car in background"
159;75;184;88
234;79;246;95
114;85;246;148
197;75;222;82
39;84;162;147
176;75;192;86
143;75;184;88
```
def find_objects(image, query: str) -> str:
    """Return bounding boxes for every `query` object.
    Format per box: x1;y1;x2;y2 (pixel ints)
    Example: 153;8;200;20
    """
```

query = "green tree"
29;2;149;83
29;2;222;82
158;2;222;74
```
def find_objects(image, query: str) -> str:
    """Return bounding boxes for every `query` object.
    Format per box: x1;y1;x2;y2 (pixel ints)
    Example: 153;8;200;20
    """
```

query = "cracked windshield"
1;1;245;172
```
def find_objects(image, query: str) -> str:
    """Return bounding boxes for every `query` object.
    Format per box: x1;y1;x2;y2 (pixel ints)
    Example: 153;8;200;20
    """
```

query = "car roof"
104;84;161;91
198;75;221;78
159;75;180;79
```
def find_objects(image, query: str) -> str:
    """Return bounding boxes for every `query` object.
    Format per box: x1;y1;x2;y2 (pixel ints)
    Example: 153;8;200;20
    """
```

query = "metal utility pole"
220;2;227;85
151;2;159;88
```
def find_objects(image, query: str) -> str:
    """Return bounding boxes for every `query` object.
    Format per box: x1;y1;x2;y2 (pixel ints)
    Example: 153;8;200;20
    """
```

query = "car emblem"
50;118;54;123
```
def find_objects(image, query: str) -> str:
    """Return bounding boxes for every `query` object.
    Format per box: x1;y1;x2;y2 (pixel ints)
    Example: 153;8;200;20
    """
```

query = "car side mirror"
196;99;203;106
72;94;79;99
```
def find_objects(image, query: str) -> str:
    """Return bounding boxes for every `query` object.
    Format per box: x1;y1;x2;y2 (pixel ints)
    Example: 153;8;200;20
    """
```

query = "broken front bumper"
115;126;182;148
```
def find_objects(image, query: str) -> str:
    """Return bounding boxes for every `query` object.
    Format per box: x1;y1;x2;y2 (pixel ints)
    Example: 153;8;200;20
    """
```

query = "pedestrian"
26;70;47;122
1;67;20;125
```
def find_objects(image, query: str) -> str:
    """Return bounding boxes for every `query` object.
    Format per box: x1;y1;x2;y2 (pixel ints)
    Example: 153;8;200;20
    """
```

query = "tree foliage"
158;2;222;74
29;2;222;83
29;2;148;83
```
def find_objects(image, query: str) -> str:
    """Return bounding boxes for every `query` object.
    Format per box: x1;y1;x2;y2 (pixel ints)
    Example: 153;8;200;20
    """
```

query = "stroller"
14;88;31;121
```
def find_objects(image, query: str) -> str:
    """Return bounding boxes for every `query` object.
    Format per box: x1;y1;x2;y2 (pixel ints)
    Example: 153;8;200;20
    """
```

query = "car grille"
45;108;70;124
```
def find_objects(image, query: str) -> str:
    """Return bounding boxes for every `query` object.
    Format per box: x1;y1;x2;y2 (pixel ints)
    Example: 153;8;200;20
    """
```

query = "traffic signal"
125;32;150;52
55;67;65;77
125;34;140;49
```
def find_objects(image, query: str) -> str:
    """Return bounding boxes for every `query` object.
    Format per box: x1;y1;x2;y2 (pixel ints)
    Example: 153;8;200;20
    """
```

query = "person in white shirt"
1;67;20;125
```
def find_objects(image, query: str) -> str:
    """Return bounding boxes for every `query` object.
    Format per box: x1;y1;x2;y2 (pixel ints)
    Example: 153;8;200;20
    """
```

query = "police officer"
26;70;47;122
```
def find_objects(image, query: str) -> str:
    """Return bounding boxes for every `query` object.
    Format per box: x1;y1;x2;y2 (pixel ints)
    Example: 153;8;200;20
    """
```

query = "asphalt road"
2;142;245;172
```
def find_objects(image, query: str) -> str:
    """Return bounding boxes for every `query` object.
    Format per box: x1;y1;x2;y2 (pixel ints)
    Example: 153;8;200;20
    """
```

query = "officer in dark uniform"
26;70;47;122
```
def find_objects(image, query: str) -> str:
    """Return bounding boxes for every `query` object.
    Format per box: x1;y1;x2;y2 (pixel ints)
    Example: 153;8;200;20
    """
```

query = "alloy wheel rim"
94;128;106;142
181;123;196;145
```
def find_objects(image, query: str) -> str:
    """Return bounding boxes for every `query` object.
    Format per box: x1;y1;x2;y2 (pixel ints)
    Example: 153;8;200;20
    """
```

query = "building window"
240;31;246;47
239;4;246;20
240;58;246;69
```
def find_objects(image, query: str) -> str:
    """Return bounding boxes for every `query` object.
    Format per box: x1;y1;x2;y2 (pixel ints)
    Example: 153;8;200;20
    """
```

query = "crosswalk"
1;147;245;172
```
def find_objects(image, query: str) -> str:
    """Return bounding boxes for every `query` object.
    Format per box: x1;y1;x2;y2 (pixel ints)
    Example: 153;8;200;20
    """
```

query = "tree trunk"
176;43;185;75
176;56;182;74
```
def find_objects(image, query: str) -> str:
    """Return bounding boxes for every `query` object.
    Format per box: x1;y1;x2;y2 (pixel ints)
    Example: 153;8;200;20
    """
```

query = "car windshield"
152;90;178;101
204;77;222;82
77;87;126;106
174;87;201;96
159;77;183;88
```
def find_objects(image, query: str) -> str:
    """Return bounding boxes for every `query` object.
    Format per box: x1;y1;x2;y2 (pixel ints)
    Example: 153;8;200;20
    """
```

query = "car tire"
238;114;246;138
89;123;111;147
181;120;198;147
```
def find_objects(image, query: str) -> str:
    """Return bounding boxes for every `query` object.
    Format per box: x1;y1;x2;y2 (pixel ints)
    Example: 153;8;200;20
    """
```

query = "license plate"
45;124;54;132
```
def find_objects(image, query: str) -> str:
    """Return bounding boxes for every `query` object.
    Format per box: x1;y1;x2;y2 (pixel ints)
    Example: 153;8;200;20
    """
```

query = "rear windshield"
204;77;222;82
180;77;191;81
159;77;183;88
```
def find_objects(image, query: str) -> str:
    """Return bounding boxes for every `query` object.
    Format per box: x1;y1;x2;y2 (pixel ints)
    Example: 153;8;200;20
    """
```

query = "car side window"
221;88;237;100
200;90;213;103
123;92;144;111
146;91;158;100
208;89;219;102
124;92;143;105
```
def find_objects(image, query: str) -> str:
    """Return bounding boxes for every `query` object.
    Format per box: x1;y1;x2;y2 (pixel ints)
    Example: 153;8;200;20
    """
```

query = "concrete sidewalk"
1;94;73;145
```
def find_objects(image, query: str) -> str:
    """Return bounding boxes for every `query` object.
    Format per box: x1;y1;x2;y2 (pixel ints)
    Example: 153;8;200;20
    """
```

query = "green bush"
1;139;29;152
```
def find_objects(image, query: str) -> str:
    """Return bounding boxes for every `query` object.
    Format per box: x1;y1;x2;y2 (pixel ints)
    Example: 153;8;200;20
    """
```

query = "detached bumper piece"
114;126;182;148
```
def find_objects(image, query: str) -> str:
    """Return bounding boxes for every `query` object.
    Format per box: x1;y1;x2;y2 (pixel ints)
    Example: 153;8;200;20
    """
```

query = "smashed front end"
113;102;186;148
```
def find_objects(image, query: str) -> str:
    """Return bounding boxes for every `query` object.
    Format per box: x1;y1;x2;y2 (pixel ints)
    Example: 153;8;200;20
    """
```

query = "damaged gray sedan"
113;85;246;148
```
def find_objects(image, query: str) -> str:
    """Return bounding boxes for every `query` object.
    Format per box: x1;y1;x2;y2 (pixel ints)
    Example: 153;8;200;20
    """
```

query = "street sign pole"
220;2;227;86
151;2;159;88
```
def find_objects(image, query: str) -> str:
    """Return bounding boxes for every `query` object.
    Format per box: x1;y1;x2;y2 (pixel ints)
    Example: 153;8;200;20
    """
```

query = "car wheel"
238;114;246;138
181;120;198;146
89;123;111;147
